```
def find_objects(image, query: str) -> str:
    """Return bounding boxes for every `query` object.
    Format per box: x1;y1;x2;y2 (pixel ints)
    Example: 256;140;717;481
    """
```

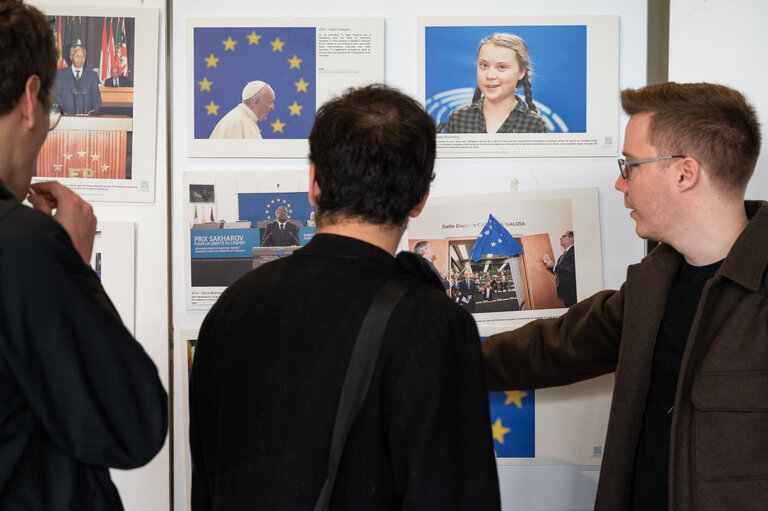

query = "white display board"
171;1;649;510
31;1;171;510
668;0;768;202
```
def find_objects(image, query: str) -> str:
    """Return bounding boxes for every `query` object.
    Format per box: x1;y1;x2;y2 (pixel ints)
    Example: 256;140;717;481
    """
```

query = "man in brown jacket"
483;82;767;511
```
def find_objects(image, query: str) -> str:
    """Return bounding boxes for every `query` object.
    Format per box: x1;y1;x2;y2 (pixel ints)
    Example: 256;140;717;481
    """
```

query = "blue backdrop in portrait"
238;192;314;225
425;25;586;133
194;27;316;139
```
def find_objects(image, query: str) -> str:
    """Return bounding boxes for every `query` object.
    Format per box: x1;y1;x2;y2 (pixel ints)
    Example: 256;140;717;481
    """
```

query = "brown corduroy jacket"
483;201;768;511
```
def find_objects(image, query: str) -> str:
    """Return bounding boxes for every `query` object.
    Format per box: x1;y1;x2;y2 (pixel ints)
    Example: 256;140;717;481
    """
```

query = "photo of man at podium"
261;205;300;247
53;44;101;116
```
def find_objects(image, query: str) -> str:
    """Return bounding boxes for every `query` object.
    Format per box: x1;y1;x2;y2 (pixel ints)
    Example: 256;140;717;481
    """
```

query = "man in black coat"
190;84;500;510
543;230;576;307
0;3;167;509
261;205;300;246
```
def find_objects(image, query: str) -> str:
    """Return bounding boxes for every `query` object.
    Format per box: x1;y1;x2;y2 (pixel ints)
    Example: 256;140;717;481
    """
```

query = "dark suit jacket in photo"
53;67;102;115
261;221;300;247
103;75;133;87
551;246;576;307
457;278;477;312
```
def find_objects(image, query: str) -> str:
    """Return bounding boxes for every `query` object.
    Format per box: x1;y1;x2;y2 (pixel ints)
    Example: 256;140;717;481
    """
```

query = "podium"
36;115;133;179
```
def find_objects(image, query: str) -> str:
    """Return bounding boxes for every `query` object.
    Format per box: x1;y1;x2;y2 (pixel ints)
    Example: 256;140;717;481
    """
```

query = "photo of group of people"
406;188;602;325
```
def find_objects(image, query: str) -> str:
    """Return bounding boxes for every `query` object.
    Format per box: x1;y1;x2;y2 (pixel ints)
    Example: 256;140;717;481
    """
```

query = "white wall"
171;1;648;510
29;0;170;510
669;0;768;200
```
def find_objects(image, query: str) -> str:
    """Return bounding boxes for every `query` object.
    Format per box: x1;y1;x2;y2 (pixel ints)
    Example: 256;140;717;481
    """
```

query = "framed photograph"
418;16;619;157
186;18;384;158
183;171;314;309
479;322;613;465
90;221;135;334
404;188;603;326
33;6;159;202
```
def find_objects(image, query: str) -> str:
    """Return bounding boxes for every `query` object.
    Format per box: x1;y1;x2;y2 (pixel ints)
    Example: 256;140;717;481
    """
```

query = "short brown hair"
621;82;761;193
0;0;57;115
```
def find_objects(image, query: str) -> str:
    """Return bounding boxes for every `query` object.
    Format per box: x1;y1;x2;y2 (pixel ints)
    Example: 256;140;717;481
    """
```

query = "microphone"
436;121;446;134
289;231;301;245
261;230;272;245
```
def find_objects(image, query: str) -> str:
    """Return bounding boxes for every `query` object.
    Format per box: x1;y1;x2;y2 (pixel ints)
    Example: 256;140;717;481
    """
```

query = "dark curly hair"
0;0;57;115
308;84;436;227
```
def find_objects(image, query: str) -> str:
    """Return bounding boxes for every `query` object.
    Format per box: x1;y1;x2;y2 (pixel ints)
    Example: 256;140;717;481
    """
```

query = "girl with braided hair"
444;33;548;134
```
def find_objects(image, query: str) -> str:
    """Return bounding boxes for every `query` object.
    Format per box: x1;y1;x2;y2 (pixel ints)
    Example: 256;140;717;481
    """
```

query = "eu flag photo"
470;214;523;262
194;26;316;139
489;389;535;457
237;192;314;225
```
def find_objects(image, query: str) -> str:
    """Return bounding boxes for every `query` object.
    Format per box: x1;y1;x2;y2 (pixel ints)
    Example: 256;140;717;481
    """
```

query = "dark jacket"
550;246;576;307
190;234;500;510
53;67;101;115
483;201;768;511
0;182;167;510
261;220;300;246
103;75;133;87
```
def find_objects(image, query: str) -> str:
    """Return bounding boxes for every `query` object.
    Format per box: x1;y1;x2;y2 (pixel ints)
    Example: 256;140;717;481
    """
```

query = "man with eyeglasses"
482;82;766;511
0;2;167;509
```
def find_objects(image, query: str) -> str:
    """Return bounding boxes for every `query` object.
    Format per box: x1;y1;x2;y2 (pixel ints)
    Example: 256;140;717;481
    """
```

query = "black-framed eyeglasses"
617;154;685;179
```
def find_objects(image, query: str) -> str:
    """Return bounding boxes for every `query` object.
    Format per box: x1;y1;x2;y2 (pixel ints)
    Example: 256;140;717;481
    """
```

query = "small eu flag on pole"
469;214;522;262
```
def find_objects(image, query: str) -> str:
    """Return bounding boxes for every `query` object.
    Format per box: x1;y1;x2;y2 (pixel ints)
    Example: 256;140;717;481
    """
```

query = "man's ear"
676;156;701;192
409;190;430;218
20;75;42;130
308;163;320;208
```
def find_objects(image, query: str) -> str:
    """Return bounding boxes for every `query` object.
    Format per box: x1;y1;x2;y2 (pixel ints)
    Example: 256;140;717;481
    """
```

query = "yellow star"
270;118;285;133
204;101;220;115
246;31;261;45
62;153;72;161
294;78;309;93
101;164;110;172
270;37;285;52
287;54;302;69
491;417;511;445
504;390;528;408
52;164;63;172
90;154;100;162
204;53;219;68
270;200;275;203
222;36;237;51
198;77;213;92
77;150;87;158
288;101;303;116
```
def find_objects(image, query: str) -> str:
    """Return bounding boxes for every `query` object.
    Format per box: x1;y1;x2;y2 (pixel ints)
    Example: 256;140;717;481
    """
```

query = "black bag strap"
313;278;409;511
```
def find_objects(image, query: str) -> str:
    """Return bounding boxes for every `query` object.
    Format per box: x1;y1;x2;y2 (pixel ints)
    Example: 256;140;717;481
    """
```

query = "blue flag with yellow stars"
469;214;523;262
488;389;535;457
193;26;316;139
238;192;314;225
